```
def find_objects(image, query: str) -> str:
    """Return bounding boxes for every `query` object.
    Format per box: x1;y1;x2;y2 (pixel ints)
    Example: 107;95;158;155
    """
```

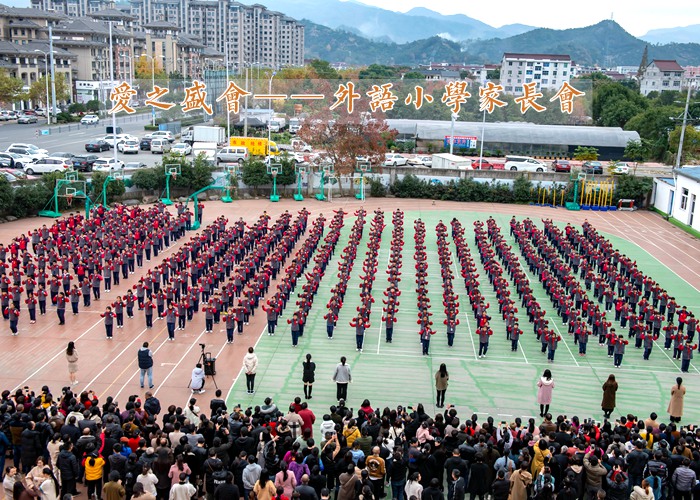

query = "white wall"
671;175;700;232
652;179;674;215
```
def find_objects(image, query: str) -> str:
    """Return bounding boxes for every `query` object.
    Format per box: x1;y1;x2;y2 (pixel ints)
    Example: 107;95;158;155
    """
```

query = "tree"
86;100;100;112
592;81;647;127
358;64;398;80
307;59;341;80
402;71;424;80
613;175;653;207
623;139;652;175
668;125;700;165
486;68;501;80
241;160;270;196
90;171;125;204
637;45;648;81
573;146;599;161
298;113;397;196
0;69;24;105
134;57;166;80
27;73;70;105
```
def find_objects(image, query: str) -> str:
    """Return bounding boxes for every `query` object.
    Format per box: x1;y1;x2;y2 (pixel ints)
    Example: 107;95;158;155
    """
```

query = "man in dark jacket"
626;440;650;488
20;421;42;473
57;442;81;497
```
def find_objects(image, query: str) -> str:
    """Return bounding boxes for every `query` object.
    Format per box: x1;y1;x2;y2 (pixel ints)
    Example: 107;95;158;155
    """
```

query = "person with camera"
190;364;206;395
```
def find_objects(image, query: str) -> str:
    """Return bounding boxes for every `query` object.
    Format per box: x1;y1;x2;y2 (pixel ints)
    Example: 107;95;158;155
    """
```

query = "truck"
289;117;302;134
192;142;218;164
267;114;287;133
431;153;473;170
181;126;226;146
229;136;279;156
279;138;313;152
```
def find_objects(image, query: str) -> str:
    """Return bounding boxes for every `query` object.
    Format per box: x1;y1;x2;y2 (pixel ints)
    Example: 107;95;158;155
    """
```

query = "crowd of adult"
2;381;700;500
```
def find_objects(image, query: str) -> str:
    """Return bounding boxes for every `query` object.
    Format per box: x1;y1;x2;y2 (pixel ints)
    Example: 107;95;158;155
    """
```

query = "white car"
382;153;408;166
92;158;125;172
118;140;140;154
146;131;175;142
8;143;48;155
171;143;192;156
1;152;35;168
23;157;71;175
408;156;433;167
100;134;136;148
610;162;630;175
504;155;548;172
80;114;99;125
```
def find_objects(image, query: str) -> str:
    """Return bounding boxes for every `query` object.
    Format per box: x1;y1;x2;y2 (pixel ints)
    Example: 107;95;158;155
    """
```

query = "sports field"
224;204;700;422
1;199;698;423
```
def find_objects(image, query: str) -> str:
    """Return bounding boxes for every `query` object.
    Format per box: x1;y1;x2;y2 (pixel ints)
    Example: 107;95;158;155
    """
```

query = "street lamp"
139;54;164;126
675;80;696;171
34;49;54;123
267;71;276;156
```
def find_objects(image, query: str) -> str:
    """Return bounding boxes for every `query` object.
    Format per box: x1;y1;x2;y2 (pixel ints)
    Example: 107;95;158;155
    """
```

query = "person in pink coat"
536;369;555;417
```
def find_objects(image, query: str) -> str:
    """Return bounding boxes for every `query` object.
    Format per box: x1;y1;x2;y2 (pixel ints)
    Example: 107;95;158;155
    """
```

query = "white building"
640;60;683;96
652;167;700;231
500;53;571;95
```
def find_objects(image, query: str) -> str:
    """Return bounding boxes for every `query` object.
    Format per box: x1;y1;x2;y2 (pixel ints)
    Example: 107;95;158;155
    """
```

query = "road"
0;114;173;169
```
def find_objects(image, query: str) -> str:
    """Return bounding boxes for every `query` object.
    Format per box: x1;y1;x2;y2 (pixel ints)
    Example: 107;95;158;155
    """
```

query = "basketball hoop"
271;171;277;178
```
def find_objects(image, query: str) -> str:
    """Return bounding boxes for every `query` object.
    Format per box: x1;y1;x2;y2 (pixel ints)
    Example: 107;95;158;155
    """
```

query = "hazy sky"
345;0;700;36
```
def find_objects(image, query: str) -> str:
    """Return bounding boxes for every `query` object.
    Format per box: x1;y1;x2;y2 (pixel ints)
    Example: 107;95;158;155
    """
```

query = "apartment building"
640;60;684;96
500;53;571;95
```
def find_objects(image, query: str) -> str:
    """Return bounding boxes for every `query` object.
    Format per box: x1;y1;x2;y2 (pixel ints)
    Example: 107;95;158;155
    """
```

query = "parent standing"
435;363;449;408
601;374;618;419
536;369;554;417
302;353;316;400
244;346;259;395
667;377;685;423
333;357;351;402
66;342;78;386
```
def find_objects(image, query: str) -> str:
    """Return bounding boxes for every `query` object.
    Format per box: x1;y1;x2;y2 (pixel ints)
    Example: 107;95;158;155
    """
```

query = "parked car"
23;157;71;175
146;131;175;142
0;153;14;168
8;143;48;155
100;134;136;148
17;114;38;124
92;158;125;172
139;137;152;151
85;139;110;153
0;111;11;121
472;159;505;170
118;140;140;154
22;109;37;116
504;155;547;172
551;159;571;172
80;114;99;125
150;139;171;154
216;146;248;164
52;152;75;160
408;156;433;167
382;153;408;166
34;108;46;116
581;161;604;175
0;171;18;183
610;162;630;175
0;168;28;180
5;147;46;161
71;154;99;172
0;152;32;169
171;142;192;156
124;161;146;169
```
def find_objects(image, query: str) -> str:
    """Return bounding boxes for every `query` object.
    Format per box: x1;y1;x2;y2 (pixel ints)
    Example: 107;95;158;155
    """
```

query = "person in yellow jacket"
342;420;361;447
84;453;106;499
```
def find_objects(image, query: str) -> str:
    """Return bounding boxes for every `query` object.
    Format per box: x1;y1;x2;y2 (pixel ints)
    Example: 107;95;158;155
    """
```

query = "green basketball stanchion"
316;163;334;201
355;161;371;201
161;164;181;206
222;163;240;203
293;164;306;201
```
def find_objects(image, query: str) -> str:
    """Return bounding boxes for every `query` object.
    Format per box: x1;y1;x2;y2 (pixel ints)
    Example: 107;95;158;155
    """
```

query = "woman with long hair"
536;369;554;417
434;363;449;408
601;374;618;419
274;461;297;498
667;377;685;423
168;454;191;488
404;472;423;500
38;467;59;500
254;469;278;500
630;479;654;500
302;353;316;400
84;452;105;500
66;341;78;386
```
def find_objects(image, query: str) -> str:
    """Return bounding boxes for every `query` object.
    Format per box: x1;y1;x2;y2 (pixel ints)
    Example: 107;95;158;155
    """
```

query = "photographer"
190;364;206;395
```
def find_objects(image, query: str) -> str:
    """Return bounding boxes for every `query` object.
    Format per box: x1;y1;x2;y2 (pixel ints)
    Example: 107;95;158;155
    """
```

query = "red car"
472;159;504;170
552;159;571;172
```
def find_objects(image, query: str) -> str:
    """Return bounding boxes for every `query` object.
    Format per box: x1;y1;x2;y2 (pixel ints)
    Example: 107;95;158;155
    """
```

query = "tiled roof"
651;60;684;72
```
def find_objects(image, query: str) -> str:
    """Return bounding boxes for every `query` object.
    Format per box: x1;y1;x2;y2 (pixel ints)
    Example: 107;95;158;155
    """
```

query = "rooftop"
676;166;700;183
503;53;571;61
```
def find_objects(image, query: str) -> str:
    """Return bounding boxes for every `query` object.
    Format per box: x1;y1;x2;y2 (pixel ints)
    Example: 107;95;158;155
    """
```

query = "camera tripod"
189;343;218;390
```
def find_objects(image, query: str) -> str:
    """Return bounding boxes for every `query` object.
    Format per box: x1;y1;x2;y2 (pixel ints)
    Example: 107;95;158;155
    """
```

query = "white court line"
112;335;171;400
154;328;208;396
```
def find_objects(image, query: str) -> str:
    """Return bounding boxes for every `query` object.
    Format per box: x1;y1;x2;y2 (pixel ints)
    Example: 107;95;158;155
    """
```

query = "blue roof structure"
676;166;700;183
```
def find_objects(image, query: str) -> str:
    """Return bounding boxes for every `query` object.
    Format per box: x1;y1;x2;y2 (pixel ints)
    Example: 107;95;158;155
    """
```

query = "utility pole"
675;80;694;170
108;21;118;164
48;26;57;125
